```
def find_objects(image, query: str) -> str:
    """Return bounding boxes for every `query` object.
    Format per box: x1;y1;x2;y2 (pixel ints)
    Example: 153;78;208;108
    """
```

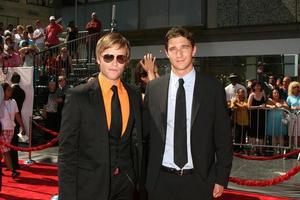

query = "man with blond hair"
58;32;143;200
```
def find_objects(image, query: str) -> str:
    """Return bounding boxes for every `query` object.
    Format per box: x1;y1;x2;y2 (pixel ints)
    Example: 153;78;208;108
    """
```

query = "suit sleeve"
58;89;81;200
214;82;233;187
142;85;151;144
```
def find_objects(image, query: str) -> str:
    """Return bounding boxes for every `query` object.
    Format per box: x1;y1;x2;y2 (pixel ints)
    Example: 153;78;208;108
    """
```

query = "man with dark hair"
10;72;25;170
144;27;232;200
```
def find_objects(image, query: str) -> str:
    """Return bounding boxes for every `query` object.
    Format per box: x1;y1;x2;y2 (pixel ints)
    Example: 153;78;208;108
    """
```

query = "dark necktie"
110;85;122;141
174;78;188;168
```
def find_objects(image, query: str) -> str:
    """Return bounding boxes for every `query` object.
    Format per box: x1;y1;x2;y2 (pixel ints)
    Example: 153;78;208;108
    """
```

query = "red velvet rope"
229;164;300;186
0;137;58;152
233;149;300;160
33;121;59;136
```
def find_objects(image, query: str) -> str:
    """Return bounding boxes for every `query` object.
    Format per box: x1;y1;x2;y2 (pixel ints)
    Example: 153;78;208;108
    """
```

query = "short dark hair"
251;80;263;92
165;27;195;50
11;72;21;84
2;82;10;93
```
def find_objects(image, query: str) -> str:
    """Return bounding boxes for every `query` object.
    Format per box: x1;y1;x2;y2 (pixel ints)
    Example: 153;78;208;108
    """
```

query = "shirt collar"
170;68;195;86
98;73;123;95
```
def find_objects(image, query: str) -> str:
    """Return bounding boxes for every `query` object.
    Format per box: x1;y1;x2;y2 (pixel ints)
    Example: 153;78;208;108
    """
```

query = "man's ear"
96;56;101;65
192;45;197;57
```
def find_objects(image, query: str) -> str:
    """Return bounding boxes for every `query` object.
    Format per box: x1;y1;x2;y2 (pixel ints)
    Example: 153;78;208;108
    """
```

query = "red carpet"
0;163;58;200
0;163;294;200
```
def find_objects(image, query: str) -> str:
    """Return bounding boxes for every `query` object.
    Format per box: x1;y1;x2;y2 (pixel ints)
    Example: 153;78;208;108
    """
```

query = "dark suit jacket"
143;71;233;194
58;79;143;200
12;84;25;113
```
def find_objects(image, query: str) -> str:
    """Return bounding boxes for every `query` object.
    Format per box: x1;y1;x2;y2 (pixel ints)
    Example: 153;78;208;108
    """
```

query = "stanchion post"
25;116;35;165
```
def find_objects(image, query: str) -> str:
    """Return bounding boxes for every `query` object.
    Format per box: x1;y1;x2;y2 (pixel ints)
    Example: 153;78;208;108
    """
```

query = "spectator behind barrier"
33;19;45;51
286;81;300;147
45;16;63;48
18;34;39;67
14;25;24;51
42;79;59;141
85;12;101;63
3;46;21;68
247;80;266;155
56;47;73;78
266;88;289;152
225;73;247;104
230;88;249;153
279;76;291;100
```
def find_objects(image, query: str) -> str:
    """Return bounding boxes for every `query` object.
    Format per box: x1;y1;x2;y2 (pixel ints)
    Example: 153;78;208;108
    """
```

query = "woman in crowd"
248;80;266;155
0;83;26;179
18;31;39;67
3;46;21;68
230;88;249;153
56;47;73;78
25;25;34;41
286;81;300;147
266;88;289;151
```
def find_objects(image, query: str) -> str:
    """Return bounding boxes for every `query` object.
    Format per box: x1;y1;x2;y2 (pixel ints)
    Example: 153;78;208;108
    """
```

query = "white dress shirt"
162;68;195;170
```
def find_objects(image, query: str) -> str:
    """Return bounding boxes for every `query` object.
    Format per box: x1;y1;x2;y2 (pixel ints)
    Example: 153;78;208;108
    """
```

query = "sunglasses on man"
102;54;127;64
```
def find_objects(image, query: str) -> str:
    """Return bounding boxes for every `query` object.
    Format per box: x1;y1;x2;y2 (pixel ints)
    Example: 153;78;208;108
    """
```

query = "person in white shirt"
14;25;24;50
225;73;247;103
33;20;45;51
0;83;26;179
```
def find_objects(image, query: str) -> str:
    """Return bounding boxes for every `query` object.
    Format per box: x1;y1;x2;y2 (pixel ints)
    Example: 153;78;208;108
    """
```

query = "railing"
33;31;109;86
231;107;300;154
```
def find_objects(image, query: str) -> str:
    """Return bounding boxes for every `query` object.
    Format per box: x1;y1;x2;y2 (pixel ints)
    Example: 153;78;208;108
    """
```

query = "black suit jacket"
143;71;233;193
58;79;143;200
12;84;25;113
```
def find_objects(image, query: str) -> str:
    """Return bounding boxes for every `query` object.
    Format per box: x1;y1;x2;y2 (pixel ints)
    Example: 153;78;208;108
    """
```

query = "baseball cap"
49;16;55;21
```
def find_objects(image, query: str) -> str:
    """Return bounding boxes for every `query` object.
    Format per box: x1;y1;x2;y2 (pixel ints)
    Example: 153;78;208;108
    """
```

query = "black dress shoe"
12;171;20;179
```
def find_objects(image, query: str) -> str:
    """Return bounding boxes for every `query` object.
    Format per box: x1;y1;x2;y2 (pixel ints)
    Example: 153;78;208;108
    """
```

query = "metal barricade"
231;107;295;154
33;31;105;85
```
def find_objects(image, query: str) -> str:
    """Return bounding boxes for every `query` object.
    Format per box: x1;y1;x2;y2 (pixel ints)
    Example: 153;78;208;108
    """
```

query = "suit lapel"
159;74;170;142
122;82;136;131
89;79;109;133
191;72;203;128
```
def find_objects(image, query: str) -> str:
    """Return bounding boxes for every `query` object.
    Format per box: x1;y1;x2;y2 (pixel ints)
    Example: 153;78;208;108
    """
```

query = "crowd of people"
0;12;102;80
226;65;300;155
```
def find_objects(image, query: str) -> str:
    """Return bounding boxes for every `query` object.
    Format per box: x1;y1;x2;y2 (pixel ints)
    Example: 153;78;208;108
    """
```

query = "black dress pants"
10;125;20;170
109;169;135;200
148;171;214;200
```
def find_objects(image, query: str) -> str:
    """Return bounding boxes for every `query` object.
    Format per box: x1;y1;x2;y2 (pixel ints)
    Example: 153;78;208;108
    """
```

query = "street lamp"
75;0;78;27
110;4;117;32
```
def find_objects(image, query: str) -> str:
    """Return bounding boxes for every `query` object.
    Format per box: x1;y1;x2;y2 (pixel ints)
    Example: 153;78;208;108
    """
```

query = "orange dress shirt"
98;73;130;135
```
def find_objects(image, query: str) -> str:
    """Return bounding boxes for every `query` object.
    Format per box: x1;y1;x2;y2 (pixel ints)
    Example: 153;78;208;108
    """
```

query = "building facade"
0;0;58;29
